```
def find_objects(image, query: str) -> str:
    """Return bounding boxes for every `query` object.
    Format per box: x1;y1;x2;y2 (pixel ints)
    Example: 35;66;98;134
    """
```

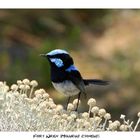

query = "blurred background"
0;10;140;125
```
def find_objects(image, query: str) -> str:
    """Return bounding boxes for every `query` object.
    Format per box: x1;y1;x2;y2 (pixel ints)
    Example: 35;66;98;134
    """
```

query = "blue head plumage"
47;49;69;56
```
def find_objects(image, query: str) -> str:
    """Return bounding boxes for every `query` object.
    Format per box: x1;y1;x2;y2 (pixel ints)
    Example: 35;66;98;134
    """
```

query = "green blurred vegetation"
0;10;140;125
0;10;109;85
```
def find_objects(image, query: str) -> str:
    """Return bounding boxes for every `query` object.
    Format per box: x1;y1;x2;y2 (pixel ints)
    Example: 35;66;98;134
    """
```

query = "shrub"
0;79;139;131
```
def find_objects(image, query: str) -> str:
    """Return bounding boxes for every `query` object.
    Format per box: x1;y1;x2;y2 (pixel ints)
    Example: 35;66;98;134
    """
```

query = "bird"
40;49;109;111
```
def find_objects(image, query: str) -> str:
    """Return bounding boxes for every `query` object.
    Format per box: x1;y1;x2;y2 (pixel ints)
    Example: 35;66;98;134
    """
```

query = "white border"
0;132;140;140
0;0;140;9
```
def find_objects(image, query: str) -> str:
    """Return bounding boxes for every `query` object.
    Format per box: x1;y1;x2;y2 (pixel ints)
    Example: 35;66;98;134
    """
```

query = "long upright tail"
84;79;109;86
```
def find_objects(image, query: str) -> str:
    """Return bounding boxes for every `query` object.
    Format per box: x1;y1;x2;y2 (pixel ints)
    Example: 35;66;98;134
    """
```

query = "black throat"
50;66;67;83
48;53;74;83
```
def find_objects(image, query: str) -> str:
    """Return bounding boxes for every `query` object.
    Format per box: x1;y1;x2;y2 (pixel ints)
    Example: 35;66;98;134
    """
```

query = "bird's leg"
66;96;71;110
75;92;81;111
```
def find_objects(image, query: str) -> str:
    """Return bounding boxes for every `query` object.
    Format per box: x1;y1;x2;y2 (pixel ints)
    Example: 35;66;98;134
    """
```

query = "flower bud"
87;98;96;107
98;108;106;117
30;80;38;87
91;106;99;114
104;113;111;120
67;103;74;111
137;112;140;118
23;79;30;85
11;84;18;91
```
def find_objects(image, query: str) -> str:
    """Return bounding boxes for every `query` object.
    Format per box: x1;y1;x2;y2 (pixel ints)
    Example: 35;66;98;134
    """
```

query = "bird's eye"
50;58;64;67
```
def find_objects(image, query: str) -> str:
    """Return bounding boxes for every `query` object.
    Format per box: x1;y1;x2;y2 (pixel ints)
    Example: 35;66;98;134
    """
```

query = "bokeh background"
0;10;140;126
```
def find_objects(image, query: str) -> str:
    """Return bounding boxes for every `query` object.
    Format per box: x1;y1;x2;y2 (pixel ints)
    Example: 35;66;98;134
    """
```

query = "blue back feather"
65;65;78;72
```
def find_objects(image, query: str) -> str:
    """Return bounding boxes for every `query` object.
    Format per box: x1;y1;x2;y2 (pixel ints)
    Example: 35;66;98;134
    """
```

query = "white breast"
52;81;80;96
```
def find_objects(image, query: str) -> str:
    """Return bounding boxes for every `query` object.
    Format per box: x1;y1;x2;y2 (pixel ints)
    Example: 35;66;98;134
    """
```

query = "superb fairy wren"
40;49;109;111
